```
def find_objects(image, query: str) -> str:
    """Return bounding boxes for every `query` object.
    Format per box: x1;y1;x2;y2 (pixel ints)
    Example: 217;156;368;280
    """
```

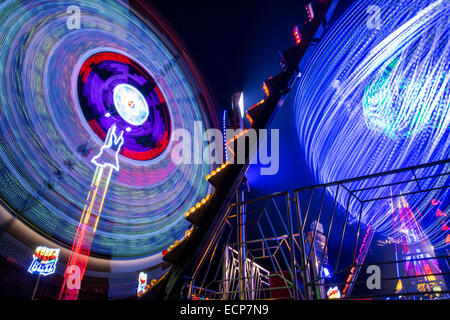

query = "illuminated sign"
327;286;341;299
28;247;60;276
91;124;124;171
137;272;148;295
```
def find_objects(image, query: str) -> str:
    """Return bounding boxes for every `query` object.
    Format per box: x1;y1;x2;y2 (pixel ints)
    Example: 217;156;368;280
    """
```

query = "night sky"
147;0;314;196
147;0;308;112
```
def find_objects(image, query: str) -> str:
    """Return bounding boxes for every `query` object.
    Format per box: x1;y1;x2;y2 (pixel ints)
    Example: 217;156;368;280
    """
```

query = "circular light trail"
77;51;172;161
113;84;149;126
295;0;449;247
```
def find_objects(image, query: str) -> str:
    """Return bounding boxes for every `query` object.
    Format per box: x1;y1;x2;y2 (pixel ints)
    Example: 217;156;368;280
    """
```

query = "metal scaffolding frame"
186;158;450;300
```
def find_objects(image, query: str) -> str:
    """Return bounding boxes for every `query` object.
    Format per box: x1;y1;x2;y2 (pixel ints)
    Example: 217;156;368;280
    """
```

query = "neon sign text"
28;247;60;276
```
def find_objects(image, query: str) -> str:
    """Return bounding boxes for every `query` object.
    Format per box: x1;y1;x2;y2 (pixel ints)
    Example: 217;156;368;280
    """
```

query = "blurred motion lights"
0;0;214;262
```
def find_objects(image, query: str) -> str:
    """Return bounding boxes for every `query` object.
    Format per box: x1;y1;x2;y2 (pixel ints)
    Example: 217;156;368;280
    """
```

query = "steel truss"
187;158;450;300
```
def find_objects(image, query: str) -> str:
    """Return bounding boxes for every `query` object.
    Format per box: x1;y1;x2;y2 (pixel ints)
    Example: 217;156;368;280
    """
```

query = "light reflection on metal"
91;124;124;171
223;246;270;300
238;93;244;119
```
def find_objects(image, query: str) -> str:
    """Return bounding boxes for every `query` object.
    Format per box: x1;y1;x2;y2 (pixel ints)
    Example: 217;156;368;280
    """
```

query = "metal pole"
295;191;311;300
352;202;364;266
286;193;299;299
335;191;352;270
31;274;41;300
237;188;246;300
187;279;193;300
223;247;229;300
